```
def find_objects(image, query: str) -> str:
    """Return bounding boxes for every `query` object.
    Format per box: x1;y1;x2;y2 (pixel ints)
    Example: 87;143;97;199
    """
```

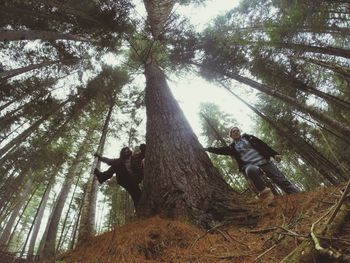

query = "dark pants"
244;161;299;194
97;166;141;207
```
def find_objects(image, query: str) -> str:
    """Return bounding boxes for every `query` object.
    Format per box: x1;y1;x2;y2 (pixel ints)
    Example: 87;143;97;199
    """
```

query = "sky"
98;0;261;232
170;0;257;139
128;0;258;148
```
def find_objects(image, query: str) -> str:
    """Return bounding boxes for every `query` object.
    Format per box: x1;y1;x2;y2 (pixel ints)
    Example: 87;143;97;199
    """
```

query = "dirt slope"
46;187;350;263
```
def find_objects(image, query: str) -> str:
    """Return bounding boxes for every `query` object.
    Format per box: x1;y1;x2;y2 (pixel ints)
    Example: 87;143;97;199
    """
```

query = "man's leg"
259;162;299;194
244;165;267;192
94;166;114;184
119;180;141;208
245;165;274;204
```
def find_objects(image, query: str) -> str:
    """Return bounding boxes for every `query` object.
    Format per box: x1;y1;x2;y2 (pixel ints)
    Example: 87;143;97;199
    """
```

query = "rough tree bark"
77;102;114;244
143;0;176;39
137;62;258;227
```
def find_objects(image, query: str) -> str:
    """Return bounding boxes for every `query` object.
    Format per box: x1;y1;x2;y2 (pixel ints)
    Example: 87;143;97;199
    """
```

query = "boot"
94;168;104;184
258;187;274;206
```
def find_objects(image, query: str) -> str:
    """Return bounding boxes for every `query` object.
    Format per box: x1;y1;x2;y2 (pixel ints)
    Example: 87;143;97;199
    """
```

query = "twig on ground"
216;229;250;249
310;206;343;260
211;253;252;259
249;227;277;234
255;244;278;261
190;224;222;249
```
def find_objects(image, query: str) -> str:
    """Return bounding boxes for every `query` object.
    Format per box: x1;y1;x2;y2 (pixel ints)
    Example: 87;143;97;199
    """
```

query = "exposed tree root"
281;198;350;262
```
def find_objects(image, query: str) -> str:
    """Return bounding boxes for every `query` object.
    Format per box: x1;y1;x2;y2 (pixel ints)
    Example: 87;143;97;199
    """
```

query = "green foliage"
199;102;247;191
1;0;349;255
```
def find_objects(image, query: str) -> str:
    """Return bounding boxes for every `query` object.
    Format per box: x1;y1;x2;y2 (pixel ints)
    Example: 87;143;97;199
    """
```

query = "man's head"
139;144;146;154
120;147;132;159
229;127;241;141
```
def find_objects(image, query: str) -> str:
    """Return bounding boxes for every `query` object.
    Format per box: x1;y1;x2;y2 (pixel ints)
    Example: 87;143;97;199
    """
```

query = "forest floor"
3;185;350;263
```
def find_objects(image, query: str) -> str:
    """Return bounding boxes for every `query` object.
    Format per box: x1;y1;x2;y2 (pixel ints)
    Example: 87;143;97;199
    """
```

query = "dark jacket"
206;134;279;171
99;154;144;183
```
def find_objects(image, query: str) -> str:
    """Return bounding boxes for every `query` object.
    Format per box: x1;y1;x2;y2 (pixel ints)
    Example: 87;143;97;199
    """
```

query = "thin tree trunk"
0;98;71;158
196;63;350;139
254;58;350;111
56;172;81;251
0;30;87;42
300;57;350;80
37;191;57;257
26;169;57;260
41;129;93;258
69;192;84;250
223;84;346;184
0;58;79;80
276;42;350;59
0;6;103;26
77;102;114;244
200;113;258;193
0;179;32;248
138;62;258;228
6;184;38;249
0;98;18;113
0;171;24;215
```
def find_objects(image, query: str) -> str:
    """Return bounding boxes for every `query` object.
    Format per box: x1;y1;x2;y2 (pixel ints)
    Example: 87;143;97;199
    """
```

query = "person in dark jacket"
94;144;146;207
205;127;299;197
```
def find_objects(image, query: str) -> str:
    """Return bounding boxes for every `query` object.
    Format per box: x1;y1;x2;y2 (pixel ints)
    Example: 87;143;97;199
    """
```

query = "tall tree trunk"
6;184;38;249
143;0;176;39
252;57;350;111
77;102;114;244
0;58;78;80
224;84;346;184
276;42;350;59
200;113;259;193
56;172;81;251
0;179;32;247
197;64;350;139
0;30;87;42
69;192;84;250
0;98;70;158
0;172;25;216
0;6;103;26
298;57;350;80
26;169;57;260
138;62;258;228
40;129;93;258
0;97;18;113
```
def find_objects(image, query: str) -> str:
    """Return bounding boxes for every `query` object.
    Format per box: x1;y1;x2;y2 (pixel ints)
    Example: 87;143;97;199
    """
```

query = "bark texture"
137;63;258;228
143;0;176;39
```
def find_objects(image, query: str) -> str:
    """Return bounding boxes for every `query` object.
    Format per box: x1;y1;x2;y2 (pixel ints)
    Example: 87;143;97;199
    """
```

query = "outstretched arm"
204;146;235;156
94;153;117;166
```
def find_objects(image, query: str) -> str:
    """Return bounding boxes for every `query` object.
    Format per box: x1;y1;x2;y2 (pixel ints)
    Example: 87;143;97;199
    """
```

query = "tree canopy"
0;0;349;260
